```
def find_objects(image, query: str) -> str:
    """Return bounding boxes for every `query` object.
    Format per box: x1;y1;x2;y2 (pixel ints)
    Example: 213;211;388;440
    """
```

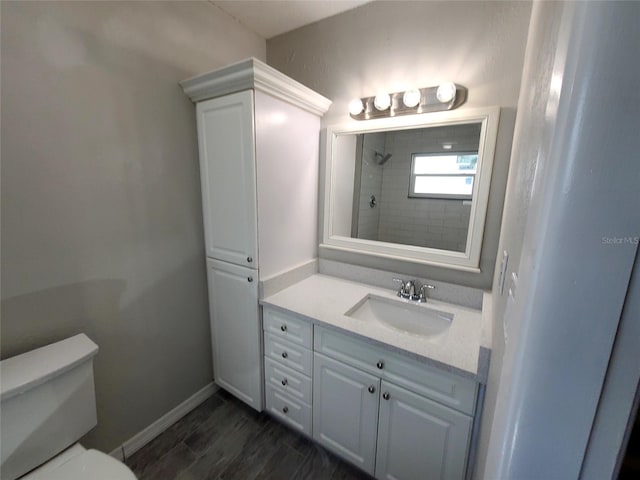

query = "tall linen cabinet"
181;59;331;411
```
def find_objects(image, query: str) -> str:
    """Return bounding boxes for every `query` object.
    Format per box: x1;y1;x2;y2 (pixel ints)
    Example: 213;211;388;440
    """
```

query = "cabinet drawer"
314;326;477;415
264;333;313;377
263;308;313;349
265;384;312;436
264;357;312;405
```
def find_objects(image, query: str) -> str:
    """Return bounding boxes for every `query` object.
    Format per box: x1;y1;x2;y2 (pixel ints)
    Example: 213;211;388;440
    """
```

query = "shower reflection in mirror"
350;123;481;252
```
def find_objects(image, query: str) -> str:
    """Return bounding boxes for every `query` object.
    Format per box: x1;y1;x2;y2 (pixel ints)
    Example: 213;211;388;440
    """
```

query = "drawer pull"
281;325;287;332
247;256;253;263
383;392;390;400
247;276;253;282
376;361;384;370
282;406;289;414
281;378;288;386
282;352;288;359
368;385;376;394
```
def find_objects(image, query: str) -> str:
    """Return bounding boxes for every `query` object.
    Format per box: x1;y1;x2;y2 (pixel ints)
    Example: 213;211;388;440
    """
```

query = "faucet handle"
418;284;436;303
392;278;406;297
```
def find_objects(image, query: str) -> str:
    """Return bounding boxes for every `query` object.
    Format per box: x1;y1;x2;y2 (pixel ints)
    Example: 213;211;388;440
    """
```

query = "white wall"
473;1;566;474
483;1;640;478
581;253;640;478
268;0;532;289
332;135;358;237
1;0;265;451
255;90;321;279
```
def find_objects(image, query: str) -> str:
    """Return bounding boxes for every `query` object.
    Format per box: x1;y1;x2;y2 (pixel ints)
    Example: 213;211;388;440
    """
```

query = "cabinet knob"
376;361;384;370
282;406;289;414
282;352;288;359
281;325;287;332
247;276;253;282
247;256;253;263
383;392;390;400
368;385;376;394
282;378;288;386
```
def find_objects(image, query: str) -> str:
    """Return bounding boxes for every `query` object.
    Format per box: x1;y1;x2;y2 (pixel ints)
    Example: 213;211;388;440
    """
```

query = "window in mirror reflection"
409;153;478;199
351;122;481;253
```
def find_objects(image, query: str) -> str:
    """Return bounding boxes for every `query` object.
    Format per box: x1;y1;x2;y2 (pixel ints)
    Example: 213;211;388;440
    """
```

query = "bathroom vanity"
261;274;490;480
181;58;497;480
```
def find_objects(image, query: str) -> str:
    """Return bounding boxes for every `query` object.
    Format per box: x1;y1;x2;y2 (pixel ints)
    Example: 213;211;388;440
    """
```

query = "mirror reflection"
345;123;482;253
324;106;499;270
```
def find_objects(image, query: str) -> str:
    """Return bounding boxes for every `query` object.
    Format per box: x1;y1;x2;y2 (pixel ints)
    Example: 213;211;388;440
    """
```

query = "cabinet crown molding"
180;57;332;116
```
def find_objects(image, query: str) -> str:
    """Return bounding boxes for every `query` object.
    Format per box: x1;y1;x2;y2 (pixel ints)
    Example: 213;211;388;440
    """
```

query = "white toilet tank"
1;334;99;480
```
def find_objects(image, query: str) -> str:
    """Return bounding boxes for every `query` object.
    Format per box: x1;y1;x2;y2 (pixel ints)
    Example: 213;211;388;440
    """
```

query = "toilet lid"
26;449;137;480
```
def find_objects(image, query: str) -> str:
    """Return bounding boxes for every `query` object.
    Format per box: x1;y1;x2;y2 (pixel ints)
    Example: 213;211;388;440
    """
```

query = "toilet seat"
21;444;137;480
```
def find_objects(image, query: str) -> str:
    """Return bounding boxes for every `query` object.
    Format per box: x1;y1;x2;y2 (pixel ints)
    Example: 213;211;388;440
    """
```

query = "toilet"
0;334;137;480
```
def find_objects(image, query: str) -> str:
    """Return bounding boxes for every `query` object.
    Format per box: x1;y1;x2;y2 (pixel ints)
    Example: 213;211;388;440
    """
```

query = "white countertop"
261;274;491;383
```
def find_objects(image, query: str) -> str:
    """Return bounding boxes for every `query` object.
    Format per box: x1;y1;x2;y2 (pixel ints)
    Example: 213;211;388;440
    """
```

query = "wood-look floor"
126;389;373;480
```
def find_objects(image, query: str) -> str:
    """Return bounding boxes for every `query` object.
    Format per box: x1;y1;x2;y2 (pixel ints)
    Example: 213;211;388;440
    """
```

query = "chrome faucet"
393;278;436;302
392;278;418;300
393;278;410;299
417;283;436;303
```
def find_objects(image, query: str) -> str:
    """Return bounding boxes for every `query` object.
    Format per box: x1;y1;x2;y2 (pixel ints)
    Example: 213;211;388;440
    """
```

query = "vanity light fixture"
402;89;422;108
436;82;457;103
373;92;391;111
349;82;467;120
348;98;364;116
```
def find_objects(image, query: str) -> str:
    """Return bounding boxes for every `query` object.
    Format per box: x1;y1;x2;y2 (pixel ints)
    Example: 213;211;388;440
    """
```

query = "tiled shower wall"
355;132;385;240
356;124;480;252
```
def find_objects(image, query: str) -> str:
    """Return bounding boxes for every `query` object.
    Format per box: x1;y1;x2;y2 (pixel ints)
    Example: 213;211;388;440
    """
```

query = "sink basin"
345;294;452;337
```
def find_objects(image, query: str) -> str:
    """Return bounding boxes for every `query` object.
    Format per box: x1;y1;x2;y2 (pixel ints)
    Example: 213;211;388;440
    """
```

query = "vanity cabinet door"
313;353;380;475
375;381;472;480
197;91;258;268
207;258;262;411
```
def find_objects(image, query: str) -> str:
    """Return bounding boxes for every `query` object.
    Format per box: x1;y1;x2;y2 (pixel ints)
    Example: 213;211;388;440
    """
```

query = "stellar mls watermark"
601;236;639;245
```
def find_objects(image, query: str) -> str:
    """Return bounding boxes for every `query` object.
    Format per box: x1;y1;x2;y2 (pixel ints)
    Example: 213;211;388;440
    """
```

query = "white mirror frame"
321;106;500;272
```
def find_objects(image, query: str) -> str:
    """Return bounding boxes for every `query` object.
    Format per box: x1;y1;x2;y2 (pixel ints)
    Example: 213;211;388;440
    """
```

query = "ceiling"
211;0;372;39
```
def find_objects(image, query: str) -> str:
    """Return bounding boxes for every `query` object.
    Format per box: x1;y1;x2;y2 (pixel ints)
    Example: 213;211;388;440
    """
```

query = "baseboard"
109;382;218;461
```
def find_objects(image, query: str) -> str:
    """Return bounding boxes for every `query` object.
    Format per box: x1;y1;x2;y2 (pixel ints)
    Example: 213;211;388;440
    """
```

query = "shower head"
374;151;392;165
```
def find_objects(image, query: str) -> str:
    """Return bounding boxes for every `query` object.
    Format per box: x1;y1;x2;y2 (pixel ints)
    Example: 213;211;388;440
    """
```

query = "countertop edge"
260;299;490;384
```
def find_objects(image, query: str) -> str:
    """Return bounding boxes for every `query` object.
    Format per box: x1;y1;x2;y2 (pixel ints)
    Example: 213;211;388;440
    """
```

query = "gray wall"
268;0;532;289
376;126;479;252
356;126;479;252
355;133;385;240
1;1;265;452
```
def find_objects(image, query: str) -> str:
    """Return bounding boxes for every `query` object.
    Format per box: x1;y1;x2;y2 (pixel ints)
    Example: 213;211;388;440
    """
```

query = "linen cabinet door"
196;91;258;268
207;258;262;411
313;353;380;475
375;381;472;480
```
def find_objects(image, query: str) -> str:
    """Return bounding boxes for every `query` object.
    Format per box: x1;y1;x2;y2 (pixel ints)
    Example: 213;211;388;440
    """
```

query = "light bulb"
348;98;364;116
373;92;391;111
442;143;453;150
436;82;457;103
402;89;421;108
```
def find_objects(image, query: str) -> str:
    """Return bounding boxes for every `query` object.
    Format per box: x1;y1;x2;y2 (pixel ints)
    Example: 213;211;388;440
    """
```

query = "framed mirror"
321;106;500;271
